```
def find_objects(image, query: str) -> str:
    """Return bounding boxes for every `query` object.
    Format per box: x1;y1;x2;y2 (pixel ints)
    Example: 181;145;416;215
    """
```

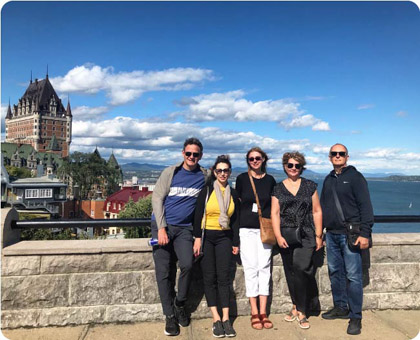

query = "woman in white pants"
235;147;276;330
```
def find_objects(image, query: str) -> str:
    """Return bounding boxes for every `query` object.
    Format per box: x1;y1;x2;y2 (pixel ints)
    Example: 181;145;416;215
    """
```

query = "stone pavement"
2;310;420;340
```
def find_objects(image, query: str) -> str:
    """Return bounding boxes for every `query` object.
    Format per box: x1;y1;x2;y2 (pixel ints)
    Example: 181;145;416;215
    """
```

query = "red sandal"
251;314;263;330
260;314;273;329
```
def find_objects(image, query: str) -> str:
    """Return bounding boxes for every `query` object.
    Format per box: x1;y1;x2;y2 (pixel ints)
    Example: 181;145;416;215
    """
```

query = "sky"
1;1;420;174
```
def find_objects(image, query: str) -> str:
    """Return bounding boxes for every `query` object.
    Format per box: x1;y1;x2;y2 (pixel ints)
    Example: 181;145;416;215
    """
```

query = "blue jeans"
326;232;363;319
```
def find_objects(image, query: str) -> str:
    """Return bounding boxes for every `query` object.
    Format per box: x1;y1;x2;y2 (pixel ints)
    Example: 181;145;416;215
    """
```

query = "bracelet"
316;235;323;238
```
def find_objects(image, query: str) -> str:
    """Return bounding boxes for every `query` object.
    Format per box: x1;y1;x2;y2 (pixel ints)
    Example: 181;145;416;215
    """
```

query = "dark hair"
246;147;269;173
183;137;203;153
211;155;232;180
282;151;306;175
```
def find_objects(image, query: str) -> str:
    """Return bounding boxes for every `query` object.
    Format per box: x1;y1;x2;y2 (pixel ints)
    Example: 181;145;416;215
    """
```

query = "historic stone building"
5;73;72;157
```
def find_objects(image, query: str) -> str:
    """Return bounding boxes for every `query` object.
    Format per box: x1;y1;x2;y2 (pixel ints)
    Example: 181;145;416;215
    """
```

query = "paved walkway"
2;310;420;340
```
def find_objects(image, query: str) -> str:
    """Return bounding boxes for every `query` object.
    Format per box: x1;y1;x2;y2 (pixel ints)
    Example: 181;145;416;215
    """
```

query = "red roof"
104;187;152;214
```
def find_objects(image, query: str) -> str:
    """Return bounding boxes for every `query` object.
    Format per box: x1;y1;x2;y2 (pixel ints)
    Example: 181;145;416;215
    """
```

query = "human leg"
342;241;363;320
201;231;218;310
325;232;349;310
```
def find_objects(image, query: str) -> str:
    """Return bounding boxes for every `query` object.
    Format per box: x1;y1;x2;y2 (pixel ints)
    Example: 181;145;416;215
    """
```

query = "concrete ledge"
2;239;151;256
3;233;419;257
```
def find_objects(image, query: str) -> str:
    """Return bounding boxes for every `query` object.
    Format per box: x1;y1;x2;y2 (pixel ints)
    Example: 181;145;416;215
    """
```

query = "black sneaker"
165;315;180;336
222;320;236;337
174;298;190;327
213;320;225;338
321;307;350;320
347;318;362;335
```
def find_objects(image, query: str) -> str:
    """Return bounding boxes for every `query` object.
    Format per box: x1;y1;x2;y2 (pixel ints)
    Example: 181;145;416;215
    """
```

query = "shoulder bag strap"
331;180;346;224
248;172;263;219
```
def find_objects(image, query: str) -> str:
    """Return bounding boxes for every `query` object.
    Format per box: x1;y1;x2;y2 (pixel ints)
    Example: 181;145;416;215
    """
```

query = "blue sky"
1;1;420;174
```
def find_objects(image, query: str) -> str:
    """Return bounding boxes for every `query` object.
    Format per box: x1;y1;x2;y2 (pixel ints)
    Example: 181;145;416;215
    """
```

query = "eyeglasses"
287;163;302;169
248;156;262;162
185;151;200;158
330;151;347;157
215;168;230;174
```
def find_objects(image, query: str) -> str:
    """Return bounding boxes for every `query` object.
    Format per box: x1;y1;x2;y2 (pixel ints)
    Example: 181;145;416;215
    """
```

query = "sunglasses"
248;156;262;162
185;151;200;158
215;168;231;174
330;151;347;157
287;163;302;169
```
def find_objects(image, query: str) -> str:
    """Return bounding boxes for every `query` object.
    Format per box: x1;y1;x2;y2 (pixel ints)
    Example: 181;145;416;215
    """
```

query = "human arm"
353;173;374;239
193;187;207;255
231;190;240;251
271;196;288;248
312;191;323;251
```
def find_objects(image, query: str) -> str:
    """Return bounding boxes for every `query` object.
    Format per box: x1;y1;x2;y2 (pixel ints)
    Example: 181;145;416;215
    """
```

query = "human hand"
355;236;370;249
232;246;239;255
277;236;289;248
316;236;323;251
158;228;169;246
193;238;202;256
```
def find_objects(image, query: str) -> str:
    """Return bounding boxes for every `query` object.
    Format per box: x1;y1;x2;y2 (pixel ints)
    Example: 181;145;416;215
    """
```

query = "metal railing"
11;215;420;230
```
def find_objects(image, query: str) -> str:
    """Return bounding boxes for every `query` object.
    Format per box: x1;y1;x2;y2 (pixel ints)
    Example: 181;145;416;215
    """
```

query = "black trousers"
152;222;194;316
201;229;233;308
280;245;315;315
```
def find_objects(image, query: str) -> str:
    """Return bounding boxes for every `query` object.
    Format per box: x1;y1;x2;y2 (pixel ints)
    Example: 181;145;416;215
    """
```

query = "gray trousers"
151;221;194;316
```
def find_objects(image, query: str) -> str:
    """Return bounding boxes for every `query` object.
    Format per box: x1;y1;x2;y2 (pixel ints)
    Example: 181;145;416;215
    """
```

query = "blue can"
148;238;159;246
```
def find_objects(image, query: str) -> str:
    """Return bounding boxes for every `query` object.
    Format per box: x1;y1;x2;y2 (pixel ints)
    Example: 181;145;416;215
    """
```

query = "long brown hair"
246;147;269;173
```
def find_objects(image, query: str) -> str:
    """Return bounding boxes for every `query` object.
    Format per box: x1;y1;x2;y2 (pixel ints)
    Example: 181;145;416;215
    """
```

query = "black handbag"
280;204;307;246
332;184;372;250
281;225;302;246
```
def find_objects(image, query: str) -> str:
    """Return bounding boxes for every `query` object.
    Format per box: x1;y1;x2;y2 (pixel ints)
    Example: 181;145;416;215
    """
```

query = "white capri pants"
239;228;273;297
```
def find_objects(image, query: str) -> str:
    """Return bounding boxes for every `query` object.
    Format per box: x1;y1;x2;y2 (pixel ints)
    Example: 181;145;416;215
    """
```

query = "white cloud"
1;104;8;133
282;114;330;131
72;106;109;120
50;64;215;106
357;104;375;110
176;90;330;131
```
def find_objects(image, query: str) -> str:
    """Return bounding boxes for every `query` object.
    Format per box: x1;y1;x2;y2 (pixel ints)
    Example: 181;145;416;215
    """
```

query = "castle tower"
5;73;72;157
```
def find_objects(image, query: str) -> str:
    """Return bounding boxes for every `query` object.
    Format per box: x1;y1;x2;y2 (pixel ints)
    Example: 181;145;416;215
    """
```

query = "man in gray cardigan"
151;137;210;336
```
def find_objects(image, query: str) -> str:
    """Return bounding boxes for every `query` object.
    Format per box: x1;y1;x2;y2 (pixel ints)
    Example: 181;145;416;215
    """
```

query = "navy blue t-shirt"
164;167;205;226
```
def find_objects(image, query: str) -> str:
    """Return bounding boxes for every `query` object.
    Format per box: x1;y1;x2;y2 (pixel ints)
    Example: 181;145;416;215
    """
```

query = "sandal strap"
298;317;308;324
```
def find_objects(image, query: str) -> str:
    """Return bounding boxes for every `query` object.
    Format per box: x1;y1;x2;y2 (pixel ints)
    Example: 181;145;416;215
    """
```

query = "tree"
119;195;153;238
58;151;121;199
5;165;32;179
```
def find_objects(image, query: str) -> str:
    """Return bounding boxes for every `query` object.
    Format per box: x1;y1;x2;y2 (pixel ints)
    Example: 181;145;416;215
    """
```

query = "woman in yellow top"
193;155;240;338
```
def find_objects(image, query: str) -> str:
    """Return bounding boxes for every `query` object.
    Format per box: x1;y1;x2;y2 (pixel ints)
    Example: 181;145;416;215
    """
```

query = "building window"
39;189;52;198
91;210;95;217
25;189;39;198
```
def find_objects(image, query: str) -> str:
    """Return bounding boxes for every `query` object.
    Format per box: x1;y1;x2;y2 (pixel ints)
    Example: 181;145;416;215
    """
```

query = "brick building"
5;73;72;158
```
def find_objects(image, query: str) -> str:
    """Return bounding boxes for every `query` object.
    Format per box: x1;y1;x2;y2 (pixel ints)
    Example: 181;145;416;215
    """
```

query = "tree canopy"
119;195;152;238
58;151;121;199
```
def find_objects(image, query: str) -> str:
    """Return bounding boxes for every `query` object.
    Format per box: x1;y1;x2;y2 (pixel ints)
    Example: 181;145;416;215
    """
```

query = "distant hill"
121;163;416;181
121;163;166;171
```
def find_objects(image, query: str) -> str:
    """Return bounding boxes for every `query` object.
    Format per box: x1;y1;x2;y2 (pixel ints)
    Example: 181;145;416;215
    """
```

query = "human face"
284;158;301;178
214;163;231;186
329;145;348;168
182;144;202;170
248;151;264;171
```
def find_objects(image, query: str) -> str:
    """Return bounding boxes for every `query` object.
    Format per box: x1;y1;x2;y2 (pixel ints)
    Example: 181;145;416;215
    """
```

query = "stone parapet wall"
1;234;420;329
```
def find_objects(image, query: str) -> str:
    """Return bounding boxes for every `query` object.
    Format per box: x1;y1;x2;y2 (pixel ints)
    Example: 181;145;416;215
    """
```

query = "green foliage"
19;212;84;240
119;195;152;238
5;165;32;179
58;151;121;199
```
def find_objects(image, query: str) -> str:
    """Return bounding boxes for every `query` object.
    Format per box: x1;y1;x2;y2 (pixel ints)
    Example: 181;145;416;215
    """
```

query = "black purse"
332;184;372;250
280;204;307;246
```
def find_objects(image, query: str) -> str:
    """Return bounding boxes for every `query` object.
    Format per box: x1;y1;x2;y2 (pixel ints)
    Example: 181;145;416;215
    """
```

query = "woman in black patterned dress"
271;152;323;329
